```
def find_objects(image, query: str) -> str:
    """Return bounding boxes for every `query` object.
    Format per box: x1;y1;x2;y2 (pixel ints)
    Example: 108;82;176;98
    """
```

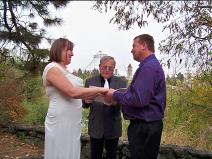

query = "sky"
44;1;171;76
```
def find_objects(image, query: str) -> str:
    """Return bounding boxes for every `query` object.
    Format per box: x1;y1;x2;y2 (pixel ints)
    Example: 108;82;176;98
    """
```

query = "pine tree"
0;0;70;74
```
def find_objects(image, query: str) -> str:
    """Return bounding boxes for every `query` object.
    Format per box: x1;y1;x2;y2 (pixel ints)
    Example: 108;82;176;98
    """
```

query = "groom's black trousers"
128;120;163;159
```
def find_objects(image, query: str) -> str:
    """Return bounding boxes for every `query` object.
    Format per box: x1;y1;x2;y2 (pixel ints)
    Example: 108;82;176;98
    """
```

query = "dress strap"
42;62;66;86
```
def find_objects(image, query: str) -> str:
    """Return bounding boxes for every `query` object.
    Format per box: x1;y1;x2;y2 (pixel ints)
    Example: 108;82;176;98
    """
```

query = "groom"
105;34;166;159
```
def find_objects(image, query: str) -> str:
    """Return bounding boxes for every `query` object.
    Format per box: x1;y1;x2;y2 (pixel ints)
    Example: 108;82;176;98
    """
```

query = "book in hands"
93;88;127;105
88;86;108;104
116;88;127;93
94;96;111;105
94;96;104;103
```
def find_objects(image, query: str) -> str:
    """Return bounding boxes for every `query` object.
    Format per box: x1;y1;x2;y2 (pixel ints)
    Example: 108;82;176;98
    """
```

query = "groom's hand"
107;88;116;98
104;88;117;106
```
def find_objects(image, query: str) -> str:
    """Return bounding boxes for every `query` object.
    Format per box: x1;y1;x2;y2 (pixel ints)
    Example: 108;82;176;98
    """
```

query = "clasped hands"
103;88;117;106
84;88;118;106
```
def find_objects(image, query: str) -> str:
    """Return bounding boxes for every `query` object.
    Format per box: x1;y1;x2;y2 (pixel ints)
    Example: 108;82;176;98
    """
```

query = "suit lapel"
110;76;117;89
93;76;102;87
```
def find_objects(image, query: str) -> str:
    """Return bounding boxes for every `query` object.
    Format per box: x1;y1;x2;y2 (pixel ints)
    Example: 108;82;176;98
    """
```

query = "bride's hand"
98;87;109;95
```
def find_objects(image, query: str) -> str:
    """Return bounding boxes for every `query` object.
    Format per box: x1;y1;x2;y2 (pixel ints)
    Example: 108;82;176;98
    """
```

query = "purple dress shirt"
113;54;166;122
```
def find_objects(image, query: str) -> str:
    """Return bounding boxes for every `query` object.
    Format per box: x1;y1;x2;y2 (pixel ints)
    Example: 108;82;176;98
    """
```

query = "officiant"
82;55;127;159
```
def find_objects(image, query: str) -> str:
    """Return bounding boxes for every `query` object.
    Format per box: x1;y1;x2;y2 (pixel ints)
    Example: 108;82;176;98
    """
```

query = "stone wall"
1;123;212;159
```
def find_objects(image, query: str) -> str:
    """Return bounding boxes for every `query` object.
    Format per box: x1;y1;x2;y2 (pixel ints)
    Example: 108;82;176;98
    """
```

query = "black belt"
130;119;162;124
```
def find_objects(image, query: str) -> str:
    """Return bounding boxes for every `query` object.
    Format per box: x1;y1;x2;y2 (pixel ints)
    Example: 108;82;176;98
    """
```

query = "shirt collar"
139;54;155;67
100;74;112;83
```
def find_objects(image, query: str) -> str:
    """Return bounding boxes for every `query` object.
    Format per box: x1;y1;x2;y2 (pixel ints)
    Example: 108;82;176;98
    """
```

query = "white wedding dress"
42;62;83;159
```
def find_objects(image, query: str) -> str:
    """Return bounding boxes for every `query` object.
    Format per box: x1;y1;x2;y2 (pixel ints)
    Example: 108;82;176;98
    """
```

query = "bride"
42;38;108;159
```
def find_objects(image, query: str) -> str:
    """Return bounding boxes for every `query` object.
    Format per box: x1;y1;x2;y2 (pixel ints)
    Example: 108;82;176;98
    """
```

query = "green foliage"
82;109;89;134
1;61;209;151
166;72;185;86
76;69;100;80
163;73;212;151
75;72;212;151
0;61;28;123
93;1;212;71
24;76;43;101
177;72;184;82
91;68;100;77
0;0;70;73
121;116;129;140
21;75;48;125
16;131;27;140
77;68;83;79
22;96;48;125
0;60;48;125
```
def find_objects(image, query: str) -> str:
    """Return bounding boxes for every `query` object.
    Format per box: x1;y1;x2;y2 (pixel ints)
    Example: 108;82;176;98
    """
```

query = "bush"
22;95;48;125
0;63;28;123
162;75;212;151
24;76;43;101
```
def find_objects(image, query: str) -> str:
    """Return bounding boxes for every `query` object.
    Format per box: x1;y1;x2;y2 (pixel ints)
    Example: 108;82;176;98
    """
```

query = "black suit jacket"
82;75;127;139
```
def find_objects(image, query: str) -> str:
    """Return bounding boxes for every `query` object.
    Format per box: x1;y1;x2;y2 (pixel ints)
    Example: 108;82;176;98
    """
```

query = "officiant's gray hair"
100;56;116;65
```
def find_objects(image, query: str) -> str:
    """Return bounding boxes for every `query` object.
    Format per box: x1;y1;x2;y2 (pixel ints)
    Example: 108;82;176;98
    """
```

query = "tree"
77;68;83;78
92;1;211;72
177;72;184;82
83;70;91;79
91;68;99;76
0;0;70;73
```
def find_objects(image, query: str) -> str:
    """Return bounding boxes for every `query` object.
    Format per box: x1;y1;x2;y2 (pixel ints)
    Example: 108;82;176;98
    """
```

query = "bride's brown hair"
49;38;74;62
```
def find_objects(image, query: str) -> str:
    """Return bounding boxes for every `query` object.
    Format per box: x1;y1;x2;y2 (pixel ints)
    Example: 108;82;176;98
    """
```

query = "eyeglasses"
101;66;114;72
